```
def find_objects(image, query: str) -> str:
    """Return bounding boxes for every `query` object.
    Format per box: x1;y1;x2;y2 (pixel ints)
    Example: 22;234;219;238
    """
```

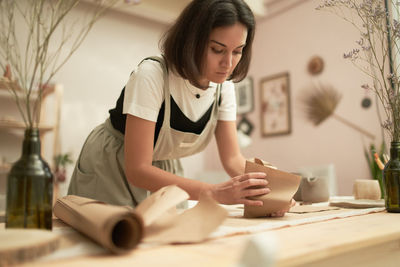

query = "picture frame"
234;76;254;115
237;116;254;136
259;72;291;137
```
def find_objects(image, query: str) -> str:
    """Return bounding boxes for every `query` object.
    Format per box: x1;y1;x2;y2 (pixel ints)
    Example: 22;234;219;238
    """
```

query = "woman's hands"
209;172;270;206
209;171;296;217
269;199;296;217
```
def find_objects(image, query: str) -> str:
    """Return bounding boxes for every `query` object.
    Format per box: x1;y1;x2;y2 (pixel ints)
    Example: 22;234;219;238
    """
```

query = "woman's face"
200;22;248;86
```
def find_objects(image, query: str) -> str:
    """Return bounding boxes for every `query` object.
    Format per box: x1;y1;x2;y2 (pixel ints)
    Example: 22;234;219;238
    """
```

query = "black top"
108;58;221;146
109;88;214;146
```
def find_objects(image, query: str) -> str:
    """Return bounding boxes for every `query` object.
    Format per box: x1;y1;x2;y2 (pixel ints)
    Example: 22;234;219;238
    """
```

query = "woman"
68;0;292;216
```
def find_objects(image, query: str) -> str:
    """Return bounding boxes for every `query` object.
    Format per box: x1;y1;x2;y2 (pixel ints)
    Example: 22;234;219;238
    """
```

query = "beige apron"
68;57;221;207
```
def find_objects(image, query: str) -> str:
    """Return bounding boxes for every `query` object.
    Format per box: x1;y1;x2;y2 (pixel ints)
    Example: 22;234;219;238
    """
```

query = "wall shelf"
90;0;268;25
0;79;63;169
0;119;54;133
0;164;11;175
0;78;56;98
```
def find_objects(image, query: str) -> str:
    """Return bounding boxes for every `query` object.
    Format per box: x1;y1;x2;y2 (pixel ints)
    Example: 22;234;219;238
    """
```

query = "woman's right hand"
209;172;270;206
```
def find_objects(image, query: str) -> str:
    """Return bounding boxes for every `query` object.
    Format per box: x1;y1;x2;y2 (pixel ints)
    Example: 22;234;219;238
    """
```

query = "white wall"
1;2;207;203
52;5;171;195
203;0;385;195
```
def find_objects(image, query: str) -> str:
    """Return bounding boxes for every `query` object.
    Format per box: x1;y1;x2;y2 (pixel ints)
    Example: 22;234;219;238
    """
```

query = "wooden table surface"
7;207;394;267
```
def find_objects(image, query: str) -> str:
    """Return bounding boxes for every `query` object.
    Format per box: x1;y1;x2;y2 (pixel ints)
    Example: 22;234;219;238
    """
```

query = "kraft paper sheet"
244;159;301;218
41;203;385;262
287;205;340;214
329;198;385;208
53;185;227;254
211;206;385;239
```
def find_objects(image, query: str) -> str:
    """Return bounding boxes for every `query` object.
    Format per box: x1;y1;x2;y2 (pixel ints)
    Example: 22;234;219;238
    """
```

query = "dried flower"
0;0;118;129
343;48;360;60
318;0;400;142
361;83;374;93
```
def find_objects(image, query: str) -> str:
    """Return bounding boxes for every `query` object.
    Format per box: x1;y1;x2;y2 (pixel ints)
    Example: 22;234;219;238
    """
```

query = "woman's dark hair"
160;0;255;88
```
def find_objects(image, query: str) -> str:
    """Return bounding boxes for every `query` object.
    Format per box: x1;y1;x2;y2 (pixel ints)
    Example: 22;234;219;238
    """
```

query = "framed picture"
237;116;254;136
234;77;254;115
259;72;291;137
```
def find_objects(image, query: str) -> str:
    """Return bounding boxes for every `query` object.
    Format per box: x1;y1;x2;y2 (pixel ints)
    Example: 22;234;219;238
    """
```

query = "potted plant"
53;152;74;201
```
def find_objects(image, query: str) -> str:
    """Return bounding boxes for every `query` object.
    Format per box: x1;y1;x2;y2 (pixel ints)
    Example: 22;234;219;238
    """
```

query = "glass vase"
5;128;53;229
383;141;400;213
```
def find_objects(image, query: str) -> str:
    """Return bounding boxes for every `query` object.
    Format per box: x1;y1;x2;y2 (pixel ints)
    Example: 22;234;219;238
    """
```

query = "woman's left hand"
269;199;296;217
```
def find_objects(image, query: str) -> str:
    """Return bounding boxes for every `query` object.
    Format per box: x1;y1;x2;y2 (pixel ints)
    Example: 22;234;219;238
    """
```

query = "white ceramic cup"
353;179;381;200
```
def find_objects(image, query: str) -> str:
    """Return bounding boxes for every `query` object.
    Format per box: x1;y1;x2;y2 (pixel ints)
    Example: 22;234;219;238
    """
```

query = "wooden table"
5;208;400;267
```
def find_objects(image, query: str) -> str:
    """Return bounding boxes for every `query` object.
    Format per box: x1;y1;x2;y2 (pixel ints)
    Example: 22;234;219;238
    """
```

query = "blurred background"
0;0;386;205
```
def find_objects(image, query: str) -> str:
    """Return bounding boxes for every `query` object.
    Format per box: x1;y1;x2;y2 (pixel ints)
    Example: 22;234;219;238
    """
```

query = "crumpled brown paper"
53;185;227;254
138;186;227;243
244;158;301;218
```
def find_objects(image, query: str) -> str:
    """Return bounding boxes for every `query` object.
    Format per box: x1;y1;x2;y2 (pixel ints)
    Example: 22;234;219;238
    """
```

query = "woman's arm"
215;120;246;177
124;114;269;205
124;114;210;200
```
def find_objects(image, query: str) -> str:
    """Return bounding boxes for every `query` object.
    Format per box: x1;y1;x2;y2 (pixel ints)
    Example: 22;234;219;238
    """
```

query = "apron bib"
68;56;221;207
152;56;221;160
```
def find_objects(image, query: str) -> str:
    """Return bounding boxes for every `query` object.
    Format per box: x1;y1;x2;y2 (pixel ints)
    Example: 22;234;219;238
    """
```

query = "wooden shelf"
0;78;63;169
0;120;54;133
0;163;11;174
0;78;55;98
101;0;267;25
0;77;22;92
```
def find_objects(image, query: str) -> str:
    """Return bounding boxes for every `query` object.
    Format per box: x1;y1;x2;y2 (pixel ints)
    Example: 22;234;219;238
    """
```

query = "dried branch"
317;0;400;142
0;0;118;129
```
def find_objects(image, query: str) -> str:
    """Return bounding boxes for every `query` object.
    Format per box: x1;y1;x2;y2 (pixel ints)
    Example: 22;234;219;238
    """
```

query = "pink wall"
203;0;385;195
10;1;384;197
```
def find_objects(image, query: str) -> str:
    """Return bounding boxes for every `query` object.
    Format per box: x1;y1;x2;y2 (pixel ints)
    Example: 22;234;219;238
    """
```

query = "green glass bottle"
383;141;400;213
5;128;53;229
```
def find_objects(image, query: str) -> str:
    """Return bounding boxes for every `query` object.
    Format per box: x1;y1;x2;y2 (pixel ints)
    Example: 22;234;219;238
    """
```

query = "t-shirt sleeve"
218;81;237;121
123;60;164;122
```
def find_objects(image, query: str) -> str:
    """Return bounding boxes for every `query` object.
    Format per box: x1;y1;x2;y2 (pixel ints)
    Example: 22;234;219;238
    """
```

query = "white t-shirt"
123;59;237;122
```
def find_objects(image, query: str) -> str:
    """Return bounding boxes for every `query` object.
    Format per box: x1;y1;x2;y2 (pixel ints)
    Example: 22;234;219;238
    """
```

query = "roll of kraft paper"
244;158;301;218
53;195;143;254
